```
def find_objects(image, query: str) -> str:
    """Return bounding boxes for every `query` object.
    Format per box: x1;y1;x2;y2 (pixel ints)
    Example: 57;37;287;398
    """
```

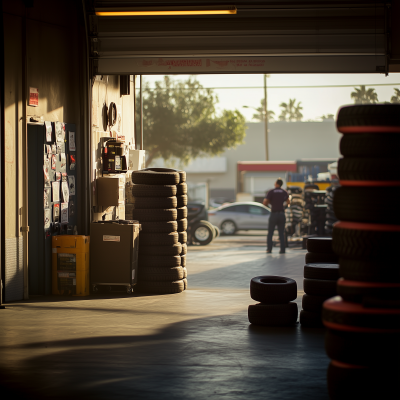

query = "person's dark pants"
267;211;286;252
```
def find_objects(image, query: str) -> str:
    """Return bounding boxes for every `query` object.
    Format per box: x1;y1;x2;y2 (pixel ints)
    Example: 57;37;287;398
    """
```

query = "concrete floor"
0;232;329;400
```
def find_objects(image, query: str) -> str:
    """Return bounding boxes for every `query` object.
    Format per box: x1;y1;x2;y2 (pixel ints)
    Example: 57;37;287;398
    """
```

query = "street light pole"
264;74;268;161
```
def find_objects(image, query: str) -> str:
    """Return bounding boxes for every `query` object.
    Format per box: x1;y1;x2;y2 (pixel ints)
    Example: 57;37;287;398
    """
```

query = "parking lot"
0;233;329;400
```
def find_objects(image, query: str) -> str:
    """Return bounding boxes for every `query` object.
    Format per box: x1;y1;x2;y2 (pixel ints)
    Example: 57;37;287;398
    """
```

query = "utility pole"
264;74;269;161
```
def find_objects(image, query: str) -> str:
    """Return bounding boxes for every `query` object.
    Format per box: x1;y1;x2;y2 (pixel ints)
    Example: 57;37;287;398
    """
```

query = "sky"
142;73;400;122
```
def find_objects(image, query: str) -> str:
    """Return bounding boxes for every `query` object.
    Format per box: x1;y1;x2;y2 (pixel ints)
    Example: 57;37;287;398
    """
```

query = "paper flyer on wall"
44;161;51;187
44;208;51;229
45;121;52;142
60;153;66;171
57;143;62;154
61;203;68;223
69;154;76;170
69;131;76;151
51;154;57;170
53;203;60;223
56;172;61;181
55;122;63;143
52;144;57;154
68;176;75;195
61;181;69;203
52;181;60;202
46;145;51;154
62;172;68;182
44;188;51;208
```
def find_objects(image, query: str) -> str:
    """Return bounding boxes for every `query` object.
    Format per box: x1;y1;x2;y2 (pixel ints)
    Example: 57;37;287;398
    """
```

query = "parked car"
187;202;218;245
208;202;271;235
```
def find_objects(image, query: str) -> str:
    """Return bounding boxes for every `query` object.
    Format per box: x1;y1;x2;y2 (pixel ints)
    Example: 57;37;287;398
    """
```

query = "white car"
208;202;271;235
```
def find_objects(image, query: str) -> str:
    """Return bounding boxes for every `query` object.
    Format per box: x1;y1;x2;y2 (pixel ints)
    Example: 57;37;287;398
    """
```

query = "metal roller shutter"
88;1;393;75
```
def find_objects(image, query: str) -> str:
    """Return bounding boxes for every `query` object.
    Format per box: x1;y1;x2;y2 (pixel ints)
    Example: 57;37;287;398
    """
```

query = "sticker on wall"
61;181;69;203
69;154;76;170
46;145;51;154
61;123;66;141
61;203;68;224
52;144;57;154
69;131;76;151
45;121;52;142
62;172;68;182
44;188;51;208
56;172;61;181
53;203;60;223
57;143;62;154
60;153;66;171
68;176;75;195
44;162;51;187
44;208;51;229
51;154;57;170
52;181;60;202
29;87;39;107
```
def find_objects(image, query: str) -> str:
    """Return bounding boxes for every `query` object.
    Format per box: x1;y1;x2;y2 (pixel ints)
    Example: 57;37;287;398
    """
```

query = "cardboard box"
90;222;140;286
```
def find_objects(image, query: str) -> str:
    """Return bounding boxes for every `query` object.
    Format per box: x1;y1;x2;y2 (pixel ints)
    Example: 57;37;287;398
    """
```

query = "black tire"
325;328;400;367
131;169;179;185
130;208;177;222
221;220;237;235
177;207;187;219
338;157;400;182
131;184;177;197
304;263;340;280
337;278;400;304
340;134;400;158
138;266;184;282
322;296;400;330
131;196;177;210
333;223;400;260
304;184;319;191
139;255;181;267
139;243;182;256
178;231;187;244
306;237;333;253
327;360;400;400
139;221;177;233
305;252;338;264
250;276;297;304
177;195;188;207
177;219;187;232
142;168;186;183
339;257;400;283
139;232;179;246
334;186;400;224
302;294;332;313
181;254;186;267
176;183;188;195
181;243;187;255
192;223;214;245
248;303;298;326
336;103;400;134
299;310;324;327
182;267;187;279
213;225;220;239
303;278;337;297
136;279;184;294
183;277;188;290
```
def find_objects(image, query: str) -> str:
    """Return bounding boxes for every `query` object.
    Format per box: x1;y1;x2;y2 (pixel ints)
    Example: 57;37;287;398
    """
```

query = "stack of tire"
324;185;339;237
304;187;326;235
323;104;400;399
300;237;339;327
248;276;298;326
128;168;187;294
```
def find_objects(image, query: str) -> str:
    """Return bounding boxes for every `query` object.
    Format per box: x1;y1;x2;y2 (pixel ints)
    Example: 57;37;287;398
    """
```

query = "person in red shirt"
263;178;290;254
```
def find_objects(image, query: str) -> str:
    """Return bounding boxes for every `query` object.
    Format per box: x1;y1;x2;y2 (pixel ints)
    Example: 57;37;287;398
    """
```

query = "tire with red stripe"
325;328;400;366
337;278;400;304
336;104;400;134
327;360;399;400
333;186;400;224
322;296;400;332
332;221;400;260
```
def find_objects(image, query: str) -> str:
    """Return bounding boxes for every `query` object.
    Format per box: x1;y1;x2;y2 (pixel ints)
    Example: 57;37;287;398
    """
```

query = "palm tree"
251;99;275;122
350;85;378;104
391;88;400;103
279;99;303;121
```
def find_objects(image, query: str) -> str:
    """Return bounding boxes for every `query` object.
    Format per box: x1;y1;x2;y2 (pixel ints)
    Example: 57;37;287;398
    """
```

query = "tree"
350;85;378;104
279;99;303;121
142;76;247;167
391;88;400;103
251;99;275;122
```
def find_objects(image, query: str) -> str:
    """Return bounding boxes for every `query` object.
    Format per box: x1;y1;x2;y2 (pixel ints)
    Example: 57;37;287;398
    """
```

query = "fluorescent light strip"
95;6;237;17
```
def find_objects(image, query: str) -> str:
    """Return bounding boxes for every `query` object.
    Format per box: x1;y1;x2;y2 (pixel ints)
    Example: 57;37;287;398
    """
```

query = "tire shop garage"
1;1;400;399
